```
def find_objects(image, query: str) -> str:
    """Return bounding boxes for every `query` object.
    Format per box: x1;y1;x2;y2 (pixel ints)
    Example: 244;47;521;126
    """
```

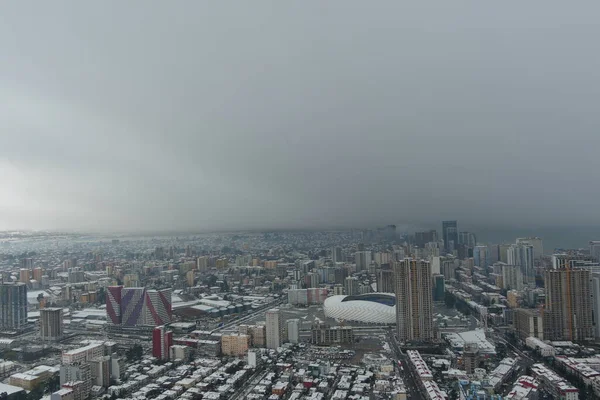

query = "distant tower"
40;308;63;341
266;309;283;350
393;258;433;342
442;221;458;253
544;268;593;341
0;283;28;331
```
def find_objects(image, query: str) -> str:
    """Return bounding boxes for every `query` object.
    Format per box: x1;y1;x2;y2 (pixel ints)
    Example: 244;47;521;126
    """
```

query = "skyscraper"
376;268;394;293
516;237;544;260
473;246;489;270
19;269;30;284
414;230;438;248
106;286;172;328
393;258;433;342
266;309;283;350
331;247;343;264
590;241;600;263
507;244;535;282
40;308;63;341
355;251;371;272
344;276;359;296
458;232;477;247
544;268;593;341
152;326;173;360
0;282;27;331
287;319;300;344
442;221;458;253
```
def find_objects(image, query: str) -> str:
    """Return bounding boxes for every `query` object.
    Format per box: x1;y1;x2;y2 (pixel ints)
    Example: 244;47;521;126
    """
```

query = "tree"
126;344;144;361
444;292;456;308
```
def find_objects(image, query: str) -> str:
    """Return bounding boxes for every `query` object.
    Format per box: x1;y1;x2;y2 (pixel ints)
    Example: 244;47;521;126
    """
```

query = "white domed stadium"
323;293;396;324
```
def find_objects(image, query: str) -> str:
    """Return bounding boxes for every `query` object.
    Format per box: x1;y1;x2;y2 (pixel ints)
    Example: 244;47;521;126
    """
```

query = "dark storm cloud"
1;1;599;232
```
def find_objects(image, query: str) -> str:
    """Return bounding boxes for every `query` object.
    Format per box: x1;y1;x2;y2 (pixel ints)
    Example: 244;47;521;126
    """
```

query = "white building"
265;309;283;350
287;319;300;344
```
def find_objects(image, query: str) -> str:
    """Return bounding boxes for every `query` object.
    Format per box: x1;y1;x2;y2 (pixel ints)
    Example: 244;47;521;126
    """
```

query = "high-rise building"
89;356;111;388
32;267;43;283
0;282;28;331
544;268;593;341
21;258;34;269
332;247;343;264
40;308;63;341
516;237;544;260
592;273;600;339
266;308;283;350
152;326;173;360
591;242;600;263
514;308;543;340
376;269;394;293
393;258;433;342
501;265;524;291
106;286;172;328
508;244;535;281
473;246;489;270
221;333;250;356
196;256;208;272
463;343;479;374
304;272;319;288
355;251;371;272
458;232;477;247
287;319;300;344
433;274;445;302
344;276;358;296
19;269;30;284
415;230;438;248
442;221;458;253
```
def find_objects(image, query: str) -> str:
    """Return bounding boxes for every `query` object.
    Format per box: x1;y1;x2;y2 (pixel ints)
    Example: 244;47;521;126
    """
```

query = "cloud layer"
1;2;599;232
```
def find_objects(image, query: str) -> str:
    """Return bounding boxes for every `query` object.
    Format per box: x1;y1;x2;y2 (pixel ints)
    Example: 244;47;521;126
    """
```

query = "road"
230;365;268;400
386;328;423;400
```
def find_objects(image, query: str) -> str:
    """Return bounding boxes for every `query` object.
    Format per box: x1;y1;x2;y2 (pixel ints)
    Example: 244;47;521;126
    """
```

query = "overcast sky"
1;2;599;232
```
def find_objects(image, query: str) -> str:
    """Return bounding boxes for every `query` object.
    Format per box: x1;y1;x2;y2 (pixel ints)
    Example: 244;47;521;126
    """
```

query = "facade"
514;308;543;340
311;322;354;345
323;293;396;324
442;221;458;252
332;246;343;264
0;282;28;331
266;309;283;350
9;365;57;391
51;388;74;400
344;276;358;296
287;319;300;344
62;342;104;365
591;241;600;262
89;356;110;388
516;237;544;260
106;286;172;328
592;272;600;339
433;274;445;302
221;333;250;356
355;251;371;272
502;265;524;291
376;269;394;293
458;232;477;247
473;246;489;269
394;258;434;342
544;268;593;341
415;230;438;248
169;345;191;361
152;326;173;360
40;308;63;341
508;244;535;282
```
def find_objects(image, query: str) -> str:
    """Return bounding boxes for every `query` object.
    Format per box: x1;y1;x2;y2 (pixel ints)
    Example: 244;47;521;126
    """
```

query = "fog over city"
1;2;599;232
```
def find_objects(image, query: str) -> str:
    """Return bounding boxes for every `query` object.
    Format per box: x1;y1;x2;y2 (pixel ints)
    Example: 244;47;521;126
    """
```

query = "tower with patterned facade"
106;286;172;329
